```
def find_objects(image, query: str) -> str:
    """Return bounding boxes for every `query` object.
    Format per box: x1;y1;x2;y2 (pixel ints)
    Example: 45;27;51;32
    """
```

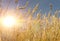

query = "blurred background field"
0;0;60;41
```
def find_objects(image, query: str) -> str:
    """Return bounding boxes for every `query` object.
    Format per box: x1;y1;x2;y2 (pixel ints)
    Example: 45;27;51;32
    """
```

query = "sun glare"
2;16;16;27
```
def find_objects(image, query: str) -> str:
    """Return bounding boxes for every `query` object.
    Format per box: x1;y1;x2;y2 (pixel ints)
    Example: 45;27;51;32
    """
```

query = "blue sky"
27;0;60;13
2;0;60;14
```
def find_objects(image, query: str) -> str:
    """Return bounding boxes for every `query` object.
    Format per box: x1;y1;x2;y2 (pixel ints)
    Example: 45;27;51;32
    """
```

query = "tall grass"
12;3;60;41
0;0;60;41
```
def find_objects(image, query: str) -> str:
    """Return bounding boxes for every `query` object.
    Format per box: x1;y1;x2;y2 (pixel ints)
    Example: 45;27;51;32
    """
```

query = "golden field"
0;0;60;41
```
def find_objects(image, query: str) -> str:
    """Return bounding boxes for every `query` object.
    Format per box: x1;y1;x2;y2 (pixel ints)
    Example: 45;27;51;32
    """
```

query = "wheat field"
0;0;60;41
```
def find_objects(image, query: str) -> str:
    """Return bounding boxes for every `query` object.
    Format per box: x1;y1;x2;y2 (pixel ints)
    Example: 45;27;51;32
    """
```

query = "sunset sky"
1;0;60;14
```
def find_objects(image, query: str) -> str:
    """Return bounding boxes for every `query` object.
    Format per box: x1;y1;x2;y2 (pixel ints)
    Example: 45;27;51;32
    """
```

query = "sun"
2;16;16;27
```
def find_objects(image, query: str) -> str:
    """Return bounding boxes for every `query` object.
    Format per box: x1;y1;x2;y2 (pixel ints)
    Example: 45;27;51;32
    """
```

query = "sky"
1;0;60;14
